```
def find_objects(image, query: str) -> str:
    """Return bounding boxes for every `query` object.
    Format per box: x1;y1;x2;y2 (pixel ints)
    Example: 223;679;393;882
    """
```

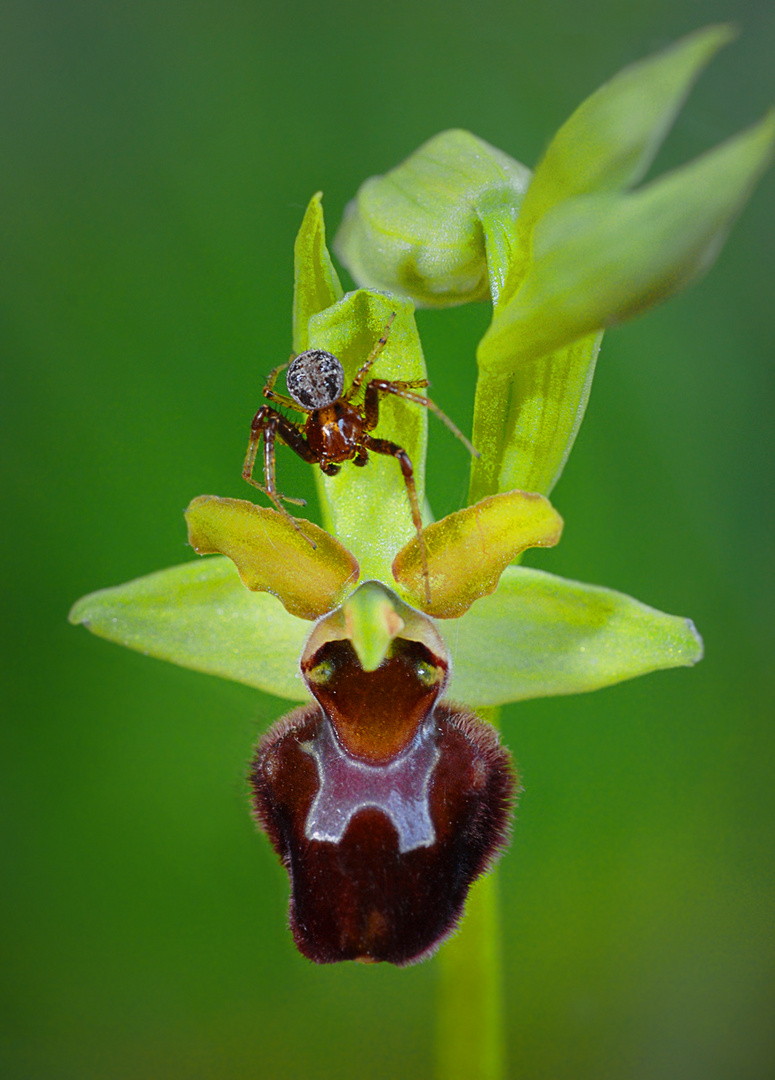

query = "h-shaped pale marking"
301;715;441;854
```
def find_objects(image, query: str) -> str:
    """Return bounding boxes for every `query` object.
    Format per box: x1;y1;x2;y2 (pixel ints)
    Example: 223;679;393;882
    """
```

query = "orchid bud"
334;129;531;308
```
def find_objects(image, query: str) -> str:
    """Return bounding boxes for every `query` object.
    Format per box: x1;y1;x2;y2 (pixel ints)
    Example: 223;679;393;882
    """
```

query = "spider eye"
286;350;345;410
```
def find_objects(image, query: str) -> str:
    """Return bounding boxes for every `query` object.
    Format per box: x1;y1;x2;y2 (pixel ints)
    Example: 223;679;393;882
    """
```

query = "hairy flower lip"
250;696;518;965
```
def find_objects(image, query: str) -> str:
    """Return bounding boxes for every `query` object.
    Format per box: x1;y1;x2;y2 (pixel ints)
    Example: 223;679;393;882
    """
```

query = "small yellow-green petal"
292;191;343;354
392;490;563;617
334;129;531;308
68;556;310;701
446;565;703;707
186;495;359;620
485;110;775;369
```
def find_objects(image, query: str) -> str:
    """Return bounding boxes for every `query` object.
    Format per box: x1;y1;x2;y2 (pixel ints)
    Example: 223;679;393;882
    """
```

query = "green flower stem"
435;708;505;1080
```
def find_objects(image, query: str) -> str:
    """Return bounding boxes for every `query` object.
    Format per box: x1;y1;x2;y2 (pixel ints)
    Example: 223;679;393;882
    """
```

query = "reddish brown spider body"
243;314;477;603
303;401;369;474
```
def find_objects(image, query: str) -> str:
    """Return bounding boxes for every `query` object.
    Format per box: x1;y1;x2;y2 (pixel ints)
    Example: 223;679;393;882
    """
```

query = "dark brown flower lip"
250;699;518;966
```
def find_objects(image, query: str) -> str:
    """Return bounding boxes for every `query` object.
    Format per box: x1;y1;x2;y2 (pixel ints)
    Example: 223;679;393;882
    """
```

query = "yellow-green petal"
392;490;563;617
292;191;343;354
186;495;359;620
446;565;703;706
68;556;310;701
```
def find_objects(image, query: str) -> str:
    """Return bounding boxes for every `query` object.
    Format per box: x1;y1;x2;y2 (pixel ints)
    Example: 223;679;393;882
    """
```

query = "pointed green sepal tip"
186;495;359;620
515;24;737;245
292;191;344;354
68;556;311;700
446;565;703;706
333;129;531;308
392;490;563;617
485;107;775;369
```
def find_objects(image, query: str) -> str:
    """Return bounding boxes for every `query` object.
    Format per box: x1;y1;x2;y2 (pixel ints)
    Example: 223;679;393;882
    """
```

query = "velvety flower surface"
70;26;773;963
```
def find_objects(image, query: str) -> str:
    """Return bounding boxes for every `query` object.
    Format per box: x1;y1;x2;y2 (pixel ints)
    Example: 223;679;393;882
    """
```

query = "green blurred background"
2;1;773;1077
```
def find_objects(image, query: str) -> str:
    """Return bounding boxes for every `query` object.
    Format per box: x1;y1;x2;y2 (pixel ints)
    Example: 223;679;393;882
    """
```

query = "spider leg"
364;379;479;457
343;312;397;402
262;362;299;412
242;406;317;548
362;434;431;605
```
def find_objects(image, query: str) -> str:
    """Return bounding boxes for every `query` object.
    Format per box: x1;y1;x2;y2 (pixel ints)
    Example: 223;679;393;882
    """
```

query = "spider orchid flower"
70;26;773;966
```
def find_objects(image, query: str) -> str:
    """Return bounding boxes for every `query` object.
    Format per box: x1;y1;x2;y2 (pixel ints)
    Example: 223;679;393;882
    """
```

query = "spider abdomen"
286;349;345;410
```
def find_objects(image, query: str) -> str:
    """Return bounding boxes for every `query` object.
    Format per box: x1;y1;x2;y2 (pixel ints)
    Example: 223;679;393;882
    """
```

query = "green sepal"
333;130;531;308
306;290;428;582
68;556;311;702
446;565;703;707
510;24;736;284
392;490;563;617
292;191;343;353
185;495;359;620
484;110;775;369
469;331;602;501
471;107;774;500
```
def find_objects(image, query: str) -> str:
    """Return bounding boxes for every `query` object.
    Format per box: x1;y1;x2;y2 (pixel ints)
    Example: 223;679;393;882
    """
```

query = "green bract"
71;27;773;712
